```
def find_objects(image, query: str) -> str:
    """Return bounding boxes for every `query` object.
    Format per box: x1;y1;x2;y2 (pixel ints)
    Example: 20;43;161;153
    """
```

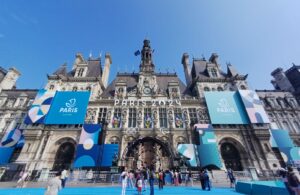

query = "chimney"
181;53;192;86
102;53;112;88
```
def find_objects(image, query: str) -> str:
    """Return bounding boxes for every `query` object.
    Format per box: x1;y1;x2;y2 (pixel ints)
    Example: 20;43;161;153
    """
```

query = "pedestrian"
137;177;143;195
174;171;179;186
277;167;294;195
227;168;235;188
61;168;68;188
185;170;193;186
199;170;205;190
158;170;164;190
44;171;62;195
128;171;134;189
121;168;128;195
287;166;300;195
16;170;29;188
149;169;155;195
203;169;211;191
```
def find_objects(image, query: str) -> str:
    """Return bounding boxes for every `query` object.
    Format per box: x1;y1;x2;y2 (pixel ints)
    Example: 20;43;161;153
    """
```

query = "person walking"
287;166;300;195
121;168;128;195
44;172;62;195
137;177;143;195
61;169;68;188
278;167;294;195
203;169;211;191
174;171;179;186
227;168;236;188
158;170;164;190
149;169;155;195
185;170;193;187
128;171;134;189
199;170;205;190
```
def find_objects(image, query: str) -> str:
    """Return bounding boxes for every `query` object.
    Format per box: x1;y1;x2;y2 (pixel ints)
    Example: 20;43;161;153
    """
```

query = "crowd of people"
120;168;212;195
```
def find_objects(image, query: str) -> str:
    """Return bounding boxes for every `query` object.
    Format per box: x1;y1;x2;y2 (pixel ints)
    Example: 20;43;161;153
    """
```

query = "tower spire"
139;39;155;74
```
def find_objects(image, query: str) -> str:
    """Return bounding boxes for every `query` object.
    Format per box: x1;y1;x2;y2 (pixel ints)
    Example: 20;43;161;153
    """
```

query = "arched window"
293;121;300;133
210;68;218;77
204;87;210;91
282;121;291;132
86;86;91;91
72;86;78;91
49;85;55;90
240;85;246;90
217;87;223;91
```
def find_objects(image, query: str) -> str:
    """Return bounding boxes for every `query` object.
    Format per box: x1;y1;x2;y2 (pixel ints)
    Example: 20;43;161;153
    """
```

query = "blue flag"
134;50;140;56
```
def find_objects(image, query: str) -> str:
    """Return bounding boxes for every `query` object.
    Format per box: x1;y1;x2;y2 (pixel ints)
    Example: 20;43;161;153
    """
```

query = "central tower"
139;39;155;74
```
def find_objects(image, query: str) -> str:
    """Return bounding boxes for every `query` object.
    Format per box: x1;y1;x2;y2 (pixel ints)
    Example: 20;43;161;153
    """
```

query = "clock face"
143;87;151;94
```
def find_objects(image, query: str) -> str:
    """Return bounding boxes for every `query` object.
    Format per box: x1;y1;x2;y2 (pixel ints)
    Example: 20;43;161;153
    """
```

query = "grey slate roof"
52;58;102;78
101;73;193;98
1;89;38;99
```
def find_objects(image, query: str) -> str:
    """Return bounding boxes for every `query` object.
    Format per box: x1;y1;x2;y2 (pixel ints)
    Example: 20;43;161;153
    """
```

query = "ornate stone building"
1;40;300;173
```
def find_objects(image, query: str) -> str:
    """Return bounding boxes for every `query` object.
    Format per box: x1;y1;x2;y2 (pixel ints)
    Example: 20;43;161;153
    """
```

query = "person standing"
227;168;236;188
44;172;62;195
158;170;164;190
203;170;211;191
199;170;205;190
174;171;179;186
121;169;128;195
149;169;155;195
128;171;134;189
185;170;193;187
137;177;143;195
287;166;300;195
61;169;68;188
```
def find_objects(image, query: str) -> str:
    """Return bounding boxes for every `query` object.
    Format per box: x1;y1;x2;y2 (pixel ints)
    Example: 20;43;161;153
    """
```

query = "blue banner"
0;147;14;165
204;92;249;124
194;124;222;168
99;144;119;167
45;91;90;124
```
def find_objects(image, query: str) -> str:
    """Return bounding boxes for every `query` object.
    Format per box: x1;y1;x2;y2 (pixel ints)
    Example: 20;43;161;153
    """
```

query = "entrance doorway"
53;142;75;170
221;142;243;171
122;137;174;171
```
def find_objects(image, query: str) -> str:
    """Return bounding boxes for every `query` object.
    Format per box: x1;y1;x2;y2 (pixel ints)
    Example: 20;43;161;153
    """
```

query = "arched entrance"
220;142;243;171
122;137;175;171
53;142;75;171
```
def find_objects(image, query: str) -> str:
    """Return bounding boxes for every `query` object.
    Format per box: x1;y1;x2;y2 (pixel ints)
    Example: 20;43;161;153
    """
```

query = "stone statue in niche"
153;110;158;120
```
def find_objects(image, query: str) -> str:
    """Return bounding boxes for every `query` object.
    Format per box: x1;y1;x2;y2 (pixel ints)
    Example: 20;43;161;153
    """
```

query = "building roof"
0;89;38;99
101;72;193;98
51;57;102;78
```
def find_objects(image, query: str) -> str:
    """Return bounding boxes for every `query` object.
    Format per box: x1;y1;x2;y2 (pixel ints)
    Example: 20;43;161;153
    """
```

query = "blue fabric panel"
235;181;252;195
271;186;290;195
73;144;100;168
197;144;222;168
0;147;14;165
270;129;294;148
100;144;119;167
252;183;272;195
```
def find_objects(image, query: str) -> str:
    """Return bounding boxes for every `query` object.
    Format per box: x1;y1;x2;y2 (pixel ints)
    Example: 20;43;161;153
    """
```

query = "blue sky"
0;0;300;90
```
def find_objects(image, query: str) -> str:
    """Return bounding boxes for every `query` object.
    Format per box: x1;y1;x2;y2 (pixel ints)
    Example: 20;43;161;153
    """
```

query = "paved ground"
0;186;242;195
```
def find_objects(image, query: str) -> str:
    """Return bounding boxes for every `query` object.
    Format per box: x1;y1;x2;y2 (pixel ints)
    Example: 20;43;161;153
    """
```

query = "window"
72;86;78;91
159;108;168;128
293;121;300;133
77;68;84;77
240;85;246;90
210;68;218;77
204;87;210;91
282;121;291;132
264;143;271;152
49;85;55;90
15;123;21;129
18;99;25;107
217;87;223;91
6;99;15;107
174;108;184;128
144;108;152;128
128;108;137;128
98;108;107;124
86;86;91;91
188;108;198;125
112;108;122;128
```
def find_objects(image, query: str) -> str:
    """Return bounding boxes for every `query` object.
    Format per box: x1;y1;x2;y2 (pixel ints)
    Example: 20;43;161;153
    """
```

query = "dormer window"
209;68;218;78
77;68;85;77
